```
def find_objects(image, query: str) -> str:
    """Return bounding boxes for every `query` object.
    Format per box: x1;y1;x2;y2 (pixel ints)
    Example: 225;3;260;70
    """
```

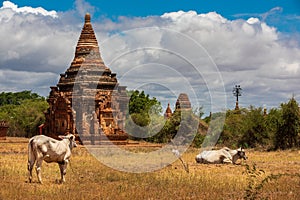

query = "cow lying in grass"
28;134;77;184
195;147;247;164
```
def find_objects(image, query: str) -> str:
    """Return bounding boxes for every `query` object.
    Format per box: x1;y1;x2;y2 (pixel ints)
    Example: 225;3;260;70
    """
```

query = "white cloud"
1;1;58;18
75;0;95;17
247;17;260;25
0;69;57;95
0;2;79;73
0;2;300;113
99;10;300;112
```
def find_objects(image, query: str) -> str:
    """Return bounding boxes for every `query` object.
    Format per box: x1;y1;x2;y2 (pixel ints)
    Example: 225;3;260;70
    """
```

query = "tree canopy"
0;90;45;106
0;91;48;138
275;97;300;149
1;90;300;150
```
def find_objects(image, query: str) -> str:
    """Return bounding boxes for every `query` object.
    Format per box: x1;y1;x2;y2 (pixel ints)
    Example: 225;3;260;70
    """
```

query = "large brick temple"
43;13;128;144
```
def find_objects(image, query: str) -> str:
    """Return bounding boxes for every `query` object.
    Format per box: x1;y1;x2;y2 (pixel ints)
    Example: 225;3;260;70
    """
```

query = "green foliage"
265;108;282;149
126;90;163;140
128;90;162;115
243;163;300;200
275;97;300;149
127;90;162;127
126;112;165;140
0;91;48;138
239;106;269;148
219;109;246;148
145;110;181;143
125;92;300;149
192;133;205;148
218;97;300;150
243;163;266;200
0;90;45;106
147;109;198;144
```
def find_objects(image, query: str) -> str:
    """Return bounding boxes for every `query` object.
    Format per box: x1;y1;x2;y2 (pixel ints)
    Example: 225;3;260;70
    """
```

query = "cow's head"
237;147;247;160
59;134;77;149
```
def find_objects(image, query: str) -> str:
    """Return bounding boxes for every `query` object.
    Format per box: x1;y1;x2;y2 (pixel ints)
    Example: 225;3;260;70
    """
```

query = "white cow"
195;147;247;164
28;134;77;184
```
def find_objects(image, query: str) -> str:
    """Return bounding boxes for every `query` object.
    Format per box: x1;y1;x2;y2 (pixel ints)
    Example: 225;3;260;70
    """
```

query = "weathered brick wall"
0;121;8;140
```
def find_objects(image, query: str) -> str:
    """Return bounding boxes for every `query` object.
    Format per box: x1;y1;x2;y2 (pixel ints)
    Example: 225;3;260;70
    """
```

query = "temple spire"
58;13;109;90
66;13;107;72
85;13;91;23
164;103;173;118
76;13;100;56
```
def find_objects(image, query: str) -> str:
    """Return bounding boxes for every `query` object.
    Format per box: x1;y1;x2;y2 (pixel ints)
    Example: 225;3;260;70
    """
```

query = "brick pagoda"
43;13;128;144
175;93;192;111
164;103;172;118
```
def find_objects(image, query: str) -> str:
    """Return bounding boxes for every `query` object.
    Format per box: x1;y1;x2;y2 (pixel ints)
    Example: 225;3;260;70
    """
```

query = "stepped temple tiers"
163;93;192;119
43;13;128;144
175;93;192;111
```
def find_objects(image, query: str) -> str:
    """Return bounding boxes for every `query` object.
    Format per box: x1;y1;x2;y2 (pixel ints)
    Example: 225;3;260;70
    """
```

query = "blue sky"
9;0;300;17
0;0;300;114
8;0;300;34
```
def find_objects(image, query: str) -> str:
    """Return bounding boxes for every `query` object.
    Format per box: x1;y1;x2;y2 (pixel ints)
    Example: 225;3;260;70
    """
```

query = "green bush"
0;91;48;138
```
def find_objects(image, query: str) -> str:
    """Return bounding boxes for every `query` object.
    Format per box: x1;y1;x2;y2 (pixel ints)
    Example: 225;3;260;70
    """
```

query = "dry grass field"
1;137;300;200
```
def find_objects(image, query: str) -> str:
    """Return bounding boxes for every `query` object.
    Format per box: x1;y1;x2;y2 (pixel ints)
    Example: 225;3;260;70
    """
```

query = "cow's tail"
27;138;35;170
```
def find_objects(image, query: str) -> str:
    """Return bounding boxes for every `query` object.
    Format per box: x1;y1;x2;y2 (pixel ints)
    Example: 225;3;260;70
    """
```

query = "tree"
275;97;300;149
265;108;282;149
239;106;269;148
128;90;162;116
0;91;48;137
0;90;45;106
148;109;198;144
126;90;163;140
219;109;246;148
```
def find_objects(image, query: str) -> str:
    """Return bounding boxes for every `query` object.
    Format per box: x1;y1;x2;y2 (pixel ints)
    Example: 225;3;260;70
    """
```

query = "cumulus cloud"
99;10;300;112
0;69;58;95
75;0;95;17
0;1;81;96
1;1;300;113
1;1;58;18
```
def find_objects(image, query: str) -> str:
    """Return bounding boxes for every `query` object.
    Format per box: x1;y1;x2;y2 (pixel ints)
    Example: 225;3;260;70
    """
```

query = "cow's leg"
222;157;232;164
58;161;68;183
28;140;36;183
35;158;43;184
27;159;35;183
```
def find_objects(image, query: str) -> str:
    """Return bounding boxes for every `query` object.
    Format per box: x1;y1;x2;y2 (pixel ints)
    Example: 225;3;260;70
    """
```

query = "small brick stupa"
175;93;192;111
164;103;172;118
43;13;128;144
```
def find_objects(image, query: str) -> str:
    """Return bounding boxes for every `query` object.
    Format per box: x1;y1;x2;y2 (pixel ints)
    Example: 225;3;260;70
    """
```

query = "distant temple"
164;93;192;118
43;13;128;144
164;103;172;118
175;93;192;111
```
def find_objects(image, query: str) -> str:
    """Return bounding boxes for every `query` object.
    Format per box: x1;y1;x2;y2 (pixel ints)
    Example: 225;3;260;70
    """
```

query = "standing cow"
28;134;77;184
195;147;247;164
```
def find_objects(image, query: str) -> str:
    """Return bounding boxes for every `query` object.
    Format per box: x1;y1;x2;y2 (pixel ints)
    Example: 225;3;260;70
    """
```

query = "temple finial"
85;13;91;23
